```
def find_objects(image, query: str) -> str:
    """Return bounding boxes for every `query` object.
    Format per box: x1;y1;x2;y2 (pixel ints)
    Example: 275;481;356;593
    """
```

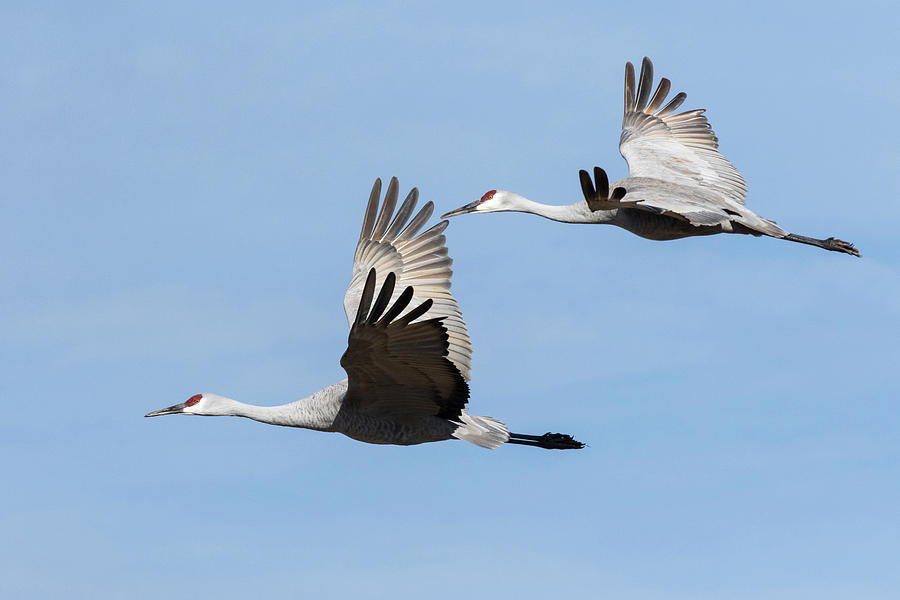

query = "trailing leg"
783;233;860;257
507;431;585;450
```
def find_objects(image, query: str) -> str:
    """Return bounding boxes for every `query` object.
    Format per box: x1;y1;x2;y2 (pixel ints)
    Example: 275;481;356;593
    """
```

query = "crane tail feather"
452;413;509;449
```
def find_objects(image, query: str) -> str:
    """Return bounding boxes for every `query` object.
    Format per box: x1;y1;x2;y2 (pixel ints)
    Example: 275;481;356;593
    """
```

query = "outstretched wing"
341;269;468;421
344;178;473;380
619;57;748;206
580;166;740;226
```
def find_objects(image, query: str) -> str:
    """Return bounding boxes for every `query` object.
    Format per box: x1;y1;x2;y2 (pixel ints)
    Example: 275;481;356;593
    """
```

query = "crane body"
146;380;464;446
146;178;583;451
443;57;859;257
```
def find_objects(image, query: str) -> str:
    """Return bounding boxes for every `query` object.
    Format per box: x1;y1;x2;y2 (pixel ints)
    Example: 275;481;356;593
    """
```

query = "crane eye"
186;394;202;407
480;190;496;202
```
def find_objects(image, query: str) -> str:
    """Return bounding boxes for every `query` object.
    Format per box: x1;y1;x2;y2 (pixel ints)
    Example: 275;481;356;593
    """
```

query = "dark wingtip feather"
645;77;670;113
359;179;382;244
368;272;396;324
578;169;594;202
383;187;419;241
378;285;414;326
396;200;434;243
355;268;378;326
624;61;636;114
372;177;400;241
420;220;449;237
581;166;615;212
593;166;610;199
658;91;687;116
396;298;434;326
635;57;654;111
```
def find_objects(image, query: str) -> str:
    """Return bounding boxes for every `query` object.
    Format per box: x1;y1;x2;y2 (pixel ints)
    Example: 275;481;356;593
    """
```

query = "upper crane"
443;57;859;257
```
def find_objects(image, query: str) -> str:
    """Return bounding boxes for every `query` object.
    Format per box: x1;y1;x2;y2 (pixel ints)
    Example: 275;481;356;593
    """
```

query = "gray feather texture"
439;57;858;260
620;57;749;207
345;179;473;379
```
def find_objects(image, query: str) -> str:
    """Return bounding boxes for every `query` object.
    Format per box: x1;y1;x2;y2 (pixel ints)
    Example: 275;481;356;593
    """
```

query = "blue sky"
2;2;899;598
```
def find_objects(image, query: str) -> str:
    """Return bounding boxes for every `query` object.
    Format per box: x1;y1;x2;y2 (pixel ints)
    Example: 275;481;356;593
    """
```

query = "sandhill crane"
443;57;859;257
145;178;583;450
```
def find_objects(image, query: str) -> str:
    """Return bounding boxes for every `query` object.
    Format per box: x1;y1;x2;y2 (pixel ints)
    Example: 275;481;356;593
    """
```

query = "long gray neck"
225;400;307;427
217;381;346;431
511;196;615;224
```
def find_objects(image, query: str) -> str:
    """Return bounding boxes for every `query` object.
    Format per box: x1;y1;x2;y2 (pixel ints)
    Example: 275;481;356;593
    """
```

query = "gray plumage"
443;57;859;257
145;178;584;451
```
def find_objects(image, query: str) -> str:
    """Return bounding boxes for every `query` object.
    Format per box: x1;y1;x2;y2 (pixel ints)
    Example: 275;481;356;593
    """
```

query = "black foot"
824;237;860;257
785;233;860;257
508;431;585;450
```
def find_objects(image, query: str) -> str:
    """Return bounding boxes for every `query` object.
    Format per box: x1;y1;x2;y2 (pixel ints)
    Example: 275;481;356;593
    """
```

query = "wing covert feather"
619;57;748;206
344;178;473;380
341;269;468;420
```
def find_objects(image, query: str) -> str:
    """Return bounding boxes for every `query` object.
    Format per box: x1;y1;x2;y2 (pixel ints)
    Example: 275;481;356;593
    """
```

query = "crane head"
441;190;517;218
144;393;231;417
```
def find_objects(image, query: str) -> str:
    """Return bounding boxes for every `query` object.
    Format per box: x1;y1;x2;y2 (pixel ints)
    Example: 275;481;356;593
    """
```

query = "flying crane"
443;57;859;257
145;178;584;450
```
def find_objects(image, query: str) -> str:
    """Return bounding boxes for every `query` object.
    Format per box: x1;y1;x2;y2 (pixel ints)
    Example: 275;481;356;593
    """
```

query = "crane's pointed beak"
441;200;480;219
144;402;188;417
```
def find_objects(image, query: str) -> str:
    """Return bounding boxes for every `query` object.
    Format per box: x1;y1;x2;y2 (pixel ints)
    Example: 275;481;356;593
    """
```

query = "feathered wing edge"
620;57;749;206
577;163;785;235
345;177;473;380
343;269;509;449
579;166;626;212
342;269;468;420
578;165;744;227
